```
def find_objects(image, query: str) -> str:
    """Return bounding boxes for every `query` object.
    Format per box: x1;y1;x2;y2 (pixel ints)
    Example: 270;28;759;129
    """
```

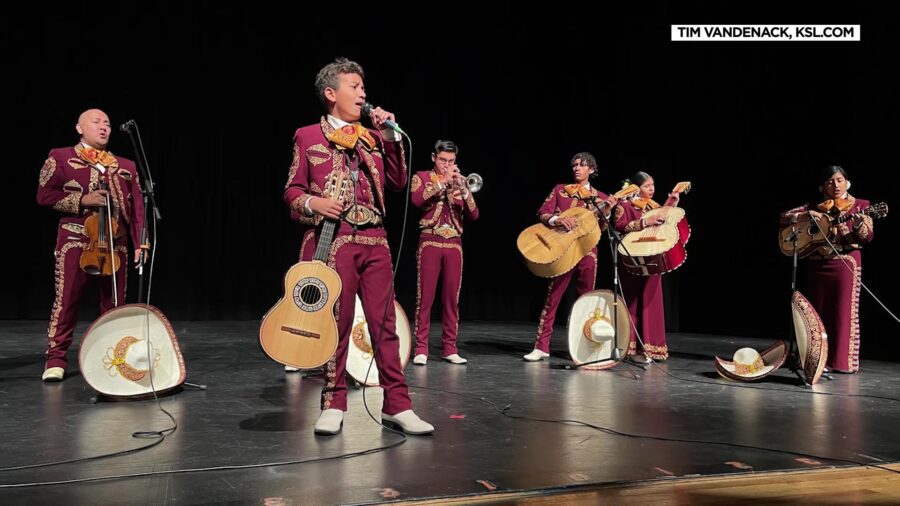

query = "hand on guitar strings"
556;216;578;231
645;215;666;227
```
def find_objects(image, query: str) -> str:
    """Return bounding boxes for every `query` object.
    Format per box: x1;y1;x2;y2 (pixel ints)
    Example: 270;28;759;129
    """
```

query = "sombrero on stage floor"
79;304;185;399
567;290;631;370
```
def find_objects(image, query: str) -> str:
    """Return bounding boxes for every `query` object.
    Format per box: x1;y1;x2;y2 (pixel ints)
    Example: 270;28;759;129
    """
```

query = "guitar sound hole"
300;285;321;305
293;277;329;312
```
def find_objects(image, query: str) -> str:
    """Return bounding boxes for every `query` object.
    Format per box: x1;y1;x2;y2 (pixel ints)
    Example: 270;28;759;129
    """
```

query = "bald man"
36;109;146;381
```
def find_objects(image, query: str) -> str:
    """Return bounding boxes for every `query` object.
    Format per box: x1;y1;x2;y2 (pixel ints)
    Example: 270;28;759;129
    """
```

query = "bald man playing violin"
36;109;146;381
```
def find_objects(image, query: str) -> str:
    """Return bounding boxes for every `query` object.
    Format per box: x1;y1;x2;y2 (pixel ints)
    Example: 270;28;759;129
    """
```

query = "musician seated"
524;152;617;361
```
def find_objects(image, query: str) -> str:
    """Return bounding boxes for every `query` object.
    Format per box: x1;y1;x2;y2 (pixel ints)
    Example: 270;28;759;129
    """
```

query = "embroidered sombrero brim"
79;304;185;399
346;297;412;386
792;291;829;385
715;341;787;382
567;290;632;370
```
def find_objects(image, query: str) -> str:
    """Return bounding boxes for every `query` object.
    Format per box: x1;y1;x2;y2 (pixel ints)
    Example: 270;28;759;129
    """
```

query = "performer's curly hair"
570;152;597;179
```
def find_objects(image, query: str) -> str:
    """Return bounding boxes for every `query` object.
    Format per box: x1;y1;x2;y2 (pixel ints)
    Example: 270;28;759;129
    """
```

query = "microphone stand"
784;219;832;388
116;120;204;397
120;120;161;302
572;197;649;371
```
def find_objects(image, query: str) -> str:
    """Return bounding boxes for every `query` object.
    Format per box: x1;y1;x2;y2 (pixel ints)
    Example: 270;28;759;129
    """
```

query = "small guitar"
259;171;350;369
778;202;888;258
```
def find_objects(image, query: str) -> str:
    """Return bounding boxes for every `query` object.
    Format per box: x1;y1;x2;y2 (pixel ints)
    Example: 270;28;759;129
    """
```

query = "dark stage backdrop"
5;4;899;360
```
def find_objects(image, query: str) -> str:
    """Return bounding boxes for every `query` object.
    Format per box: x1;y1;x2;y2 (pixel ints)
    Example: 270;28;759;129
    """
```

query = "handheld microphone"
361;102;406;135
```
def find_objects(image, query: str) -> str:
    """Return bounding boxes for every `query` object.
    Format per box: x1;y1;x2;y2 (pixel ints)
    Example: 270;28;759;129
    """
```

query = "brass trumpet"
450;169;483;193
465;173;483;193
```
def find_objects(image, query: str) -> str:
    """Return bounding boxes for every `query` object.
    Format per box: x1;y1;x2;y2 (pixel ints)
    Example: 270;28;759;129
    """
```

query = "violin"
80;181;122;276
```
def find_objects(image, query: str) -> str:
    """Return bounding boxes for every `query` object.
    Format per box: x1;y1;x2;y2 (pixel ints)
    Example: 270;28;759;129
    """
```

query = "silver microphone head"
361;102;374;116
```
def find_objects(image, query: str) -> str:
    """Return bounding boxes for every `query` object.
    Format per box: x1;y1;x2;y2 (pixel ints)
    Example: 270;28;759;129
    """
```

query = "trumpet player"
410;140;479;365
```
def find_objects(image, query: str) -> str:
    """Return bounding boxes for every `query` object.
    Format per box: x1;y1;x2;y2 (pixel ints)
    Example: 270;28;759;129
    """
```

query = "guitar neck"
833;208;871;225
313;220;338;262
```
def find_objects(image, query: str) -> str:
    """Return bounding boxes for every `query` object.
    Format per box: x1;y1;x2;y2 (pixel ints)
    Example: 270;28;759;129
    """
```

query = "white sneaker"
412;354;428;366
523;349;550;362
442;354;468;364
314;409;344;435
381;410;434;435
42;367;65;382
284;365;301;372
627;354;652;364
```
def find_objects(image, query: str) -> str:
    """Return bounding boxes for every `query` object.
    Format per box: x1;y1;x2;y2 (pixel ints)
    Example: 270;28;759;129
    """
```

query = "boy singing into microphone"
283;57;433;435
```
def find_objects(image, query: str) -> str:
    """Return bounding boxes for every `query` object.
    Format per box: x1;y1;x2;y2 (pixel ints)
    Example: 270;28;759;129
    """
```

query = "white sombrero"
567;290;632;370
715;341;787;381
346;296;412;386
79;304;186;399
792;291;829;385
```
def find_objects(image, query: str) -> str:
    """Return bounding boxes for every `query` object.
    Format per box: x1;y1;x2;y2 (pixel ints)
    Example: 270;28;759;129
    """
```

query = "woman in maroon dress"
780;166;875;373
613;171;681;362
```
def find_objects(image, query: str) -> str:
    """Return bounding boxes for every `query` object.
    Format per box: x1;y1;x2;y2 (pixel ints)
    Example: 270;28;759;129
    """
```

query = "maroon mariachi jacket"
538;183;610;230
36;144;144;247
613;199;649;234
780;195;875;257
284;117;407;228
410;170;478;237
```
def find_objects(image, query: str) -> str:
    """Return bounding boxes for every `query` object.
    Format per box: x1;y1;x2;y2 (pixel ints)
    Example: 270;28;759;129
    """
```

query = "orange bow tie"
631;197;660;211
564;184;593;199
327;123;376;151
818;198;852;213
80;146;117;167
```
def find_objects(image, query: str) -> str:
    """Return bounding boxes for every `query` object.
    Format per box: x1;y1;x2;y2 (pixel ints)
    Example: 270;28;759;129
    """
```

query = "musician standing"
524;152;618;361
612;171;680;362
36;109;145;381
410;140;479;365
283;58;433;434
780;166;875;373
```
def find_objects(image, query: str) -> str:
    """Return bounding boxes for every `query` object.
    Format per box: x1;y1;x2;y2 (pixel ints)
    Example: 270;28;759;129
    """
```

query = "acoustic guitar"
618;181;692;276
517;184;640;278
778;202;888;258
259;171;349;369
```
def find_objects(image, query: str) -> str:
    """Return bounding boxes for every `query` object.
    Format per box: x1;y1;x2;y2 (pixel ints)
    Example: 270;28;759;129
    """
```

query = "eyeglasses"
436;157;457;165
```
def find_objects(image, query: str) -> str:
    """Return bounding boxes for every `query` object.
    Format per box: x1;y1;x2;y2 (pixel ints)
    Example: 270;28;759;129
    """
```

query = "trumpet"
465;173;483;193
450;169;483;193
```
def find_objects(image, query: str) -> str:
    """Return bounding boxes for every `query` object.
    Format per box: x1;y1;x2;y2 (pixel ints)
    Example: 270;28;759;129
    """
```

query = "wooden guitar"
259;171;349;369
778;202;888;258
618;181;692;276
517;184;640;278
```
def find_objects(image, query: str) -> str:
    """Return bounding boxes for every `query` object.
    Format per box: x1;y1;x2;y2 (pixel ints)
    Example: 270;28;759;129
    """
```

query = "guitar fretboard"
833;207;878;225
313;220;338;263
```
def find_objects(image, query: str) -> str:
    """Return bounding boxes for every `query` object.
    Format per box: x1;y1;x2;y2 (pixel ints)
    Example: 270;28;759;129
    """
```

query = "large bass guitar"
518;184;640;278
